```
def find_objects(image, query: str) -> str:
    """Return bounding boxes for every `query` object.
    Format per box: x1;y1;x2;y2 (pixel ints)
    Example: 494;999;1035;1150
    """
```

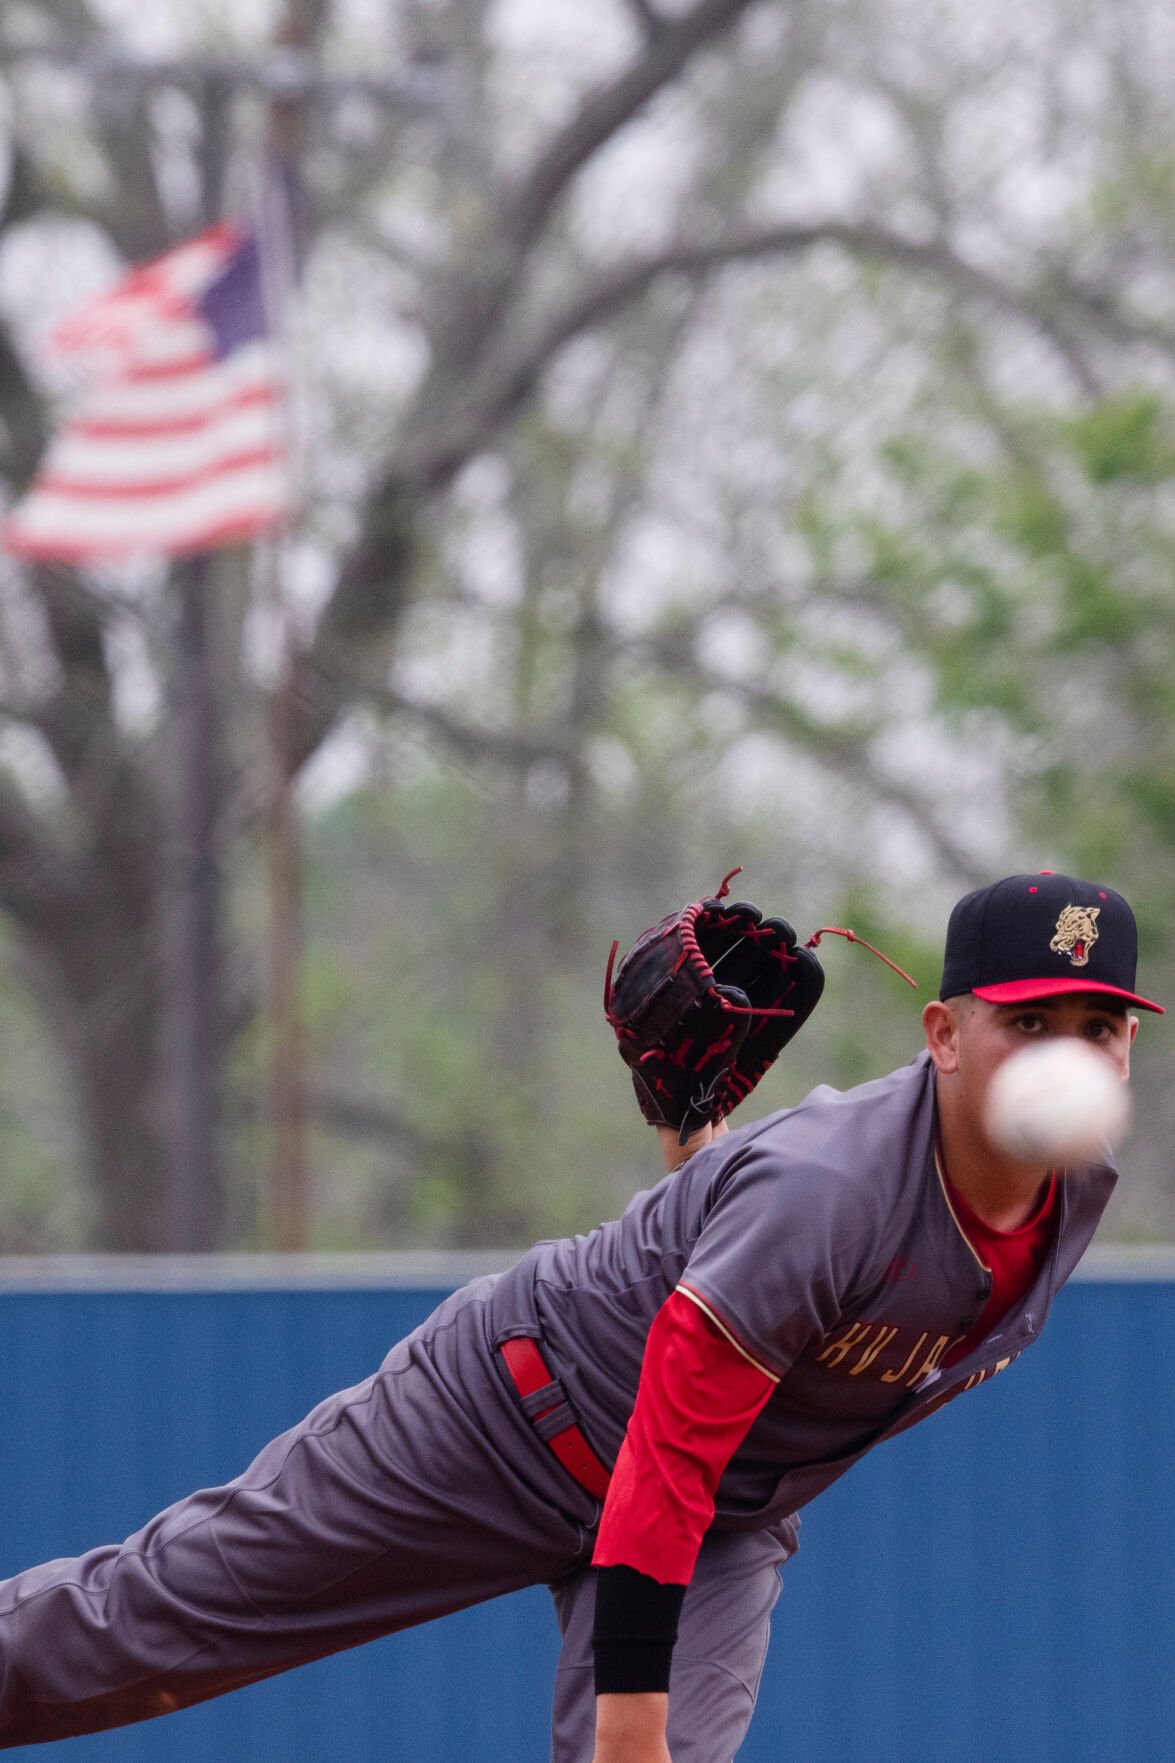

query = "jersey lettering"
880;1329;928;1384
907;1334;952;1386
848;1325;899;1375
814;1321;874;1369
813;1322;972;1389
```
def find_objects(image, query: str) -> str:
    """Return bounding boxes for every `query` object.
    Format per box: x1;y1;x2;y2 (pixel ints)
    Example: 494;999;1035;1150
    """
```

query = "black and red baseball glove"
604;869;825;1143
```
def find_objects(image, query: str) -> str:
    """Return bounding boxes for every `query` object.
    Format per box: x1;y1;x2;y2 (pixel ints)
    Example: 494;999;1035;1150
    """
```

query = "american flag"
4;223;290;562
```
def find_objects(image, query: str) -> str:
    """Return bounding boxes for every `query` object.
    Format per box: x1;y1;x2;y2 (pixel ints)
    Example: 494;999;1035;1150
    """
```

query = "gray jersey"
487;1051;1114;1531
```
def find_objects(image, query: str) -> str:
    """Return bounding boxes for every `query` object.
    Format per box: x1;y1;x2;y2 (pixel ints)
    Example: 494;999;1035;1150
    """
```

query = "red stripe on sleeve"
592;1288;776;1587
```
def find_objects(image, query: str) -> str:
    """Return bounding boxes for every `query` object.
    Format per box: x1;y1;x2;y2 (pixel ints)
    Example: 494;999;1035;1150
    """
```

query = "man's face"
924;993;1137;1144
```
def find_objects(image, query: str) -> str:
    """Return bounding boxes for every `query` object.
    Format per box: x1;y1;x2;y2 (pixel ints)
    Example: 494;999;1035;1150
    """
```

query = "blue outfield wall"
0;1255;1173;1763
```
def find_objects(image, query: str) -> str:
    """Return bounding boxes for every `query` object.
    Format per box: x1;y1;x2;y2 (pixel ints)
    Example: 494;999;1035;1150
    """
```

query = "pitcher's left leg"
0;1282;589;1750
549;1527;788;1763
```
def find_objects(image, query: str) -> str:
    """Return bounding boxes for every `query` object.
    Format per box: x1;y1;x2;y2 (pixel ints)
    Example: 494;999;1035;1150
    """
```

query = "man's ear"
923;999;963;1075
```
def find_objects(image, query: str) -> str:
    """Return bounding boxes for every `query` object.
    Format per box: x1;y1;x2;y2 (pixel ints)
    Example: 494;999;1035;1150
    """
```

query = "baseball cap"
940;871;1164;1014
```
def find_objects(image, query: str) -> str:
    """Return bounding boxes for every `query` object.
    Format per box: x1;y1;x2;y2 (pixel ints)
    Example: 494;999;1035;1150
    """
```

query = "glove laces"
805;926;917;988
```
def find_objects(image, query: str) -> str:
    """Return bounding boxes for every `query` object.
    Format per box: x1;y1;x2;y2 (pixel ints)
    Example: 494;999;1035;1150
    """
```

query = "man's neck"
937;1098;1054;1232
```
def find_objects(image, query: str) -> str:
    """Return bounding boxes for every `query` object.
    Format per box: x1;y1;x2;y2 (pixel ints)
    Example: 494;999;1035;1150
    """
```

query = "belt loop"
499;1337;612;1500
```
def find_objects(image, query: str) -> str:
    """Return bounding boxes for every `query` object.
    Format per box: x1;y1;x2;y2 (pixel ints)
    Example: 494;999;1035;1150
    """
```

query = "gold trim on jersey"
675;1284;781;1383
933;1143;991;1276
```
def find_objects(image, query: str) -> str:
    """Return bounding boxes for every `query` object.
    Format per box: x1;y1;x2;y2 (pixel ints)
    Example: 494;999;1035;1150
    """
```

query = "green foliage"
993;474;1069;558
0;932;87;1252
1066;393;1175;486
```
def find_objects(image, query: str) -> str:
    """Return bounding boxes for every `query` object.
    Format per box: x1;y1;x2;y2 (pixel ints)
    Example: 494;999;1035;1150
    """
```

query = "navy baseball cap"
940;871;1164;1014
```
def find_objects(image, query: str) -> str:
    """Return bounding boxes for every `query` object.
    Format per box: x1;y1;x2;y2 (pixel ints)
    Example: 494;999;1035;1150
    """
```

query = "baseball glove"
604;868;825;1143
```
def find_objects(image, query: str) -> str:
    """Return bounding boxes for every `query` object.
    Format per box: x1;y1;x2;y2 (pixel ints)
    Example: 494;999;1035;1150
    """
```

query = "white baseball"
985;1039;1131;1163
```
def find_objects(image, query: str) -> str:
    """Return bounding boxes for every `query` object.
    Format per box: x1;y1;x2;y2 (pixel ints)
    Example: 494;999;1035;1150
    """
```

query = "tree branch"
361;681;574;770
500;0;760;262
287;476;419;774
628;632;991;884
0;142;46;233
2;0;170;255
467;219;1122;442
429;0;763;377
625;0;669;36
294;210;1145;784
1042;271;1175;359
0;316;48;490
0;775;80;934
284;10;792;784
307;1090;440;1157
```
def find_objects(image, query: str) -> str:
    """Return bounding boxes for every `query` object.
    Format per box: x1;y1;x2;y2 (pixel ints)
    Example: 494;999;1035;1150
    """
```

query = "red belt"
499;1337;612;1500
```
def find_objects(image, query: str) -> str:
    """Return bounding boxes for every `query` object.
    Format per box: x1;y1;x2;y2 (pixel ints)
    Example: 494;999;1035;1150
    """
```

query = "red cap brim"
973;977;1165;1014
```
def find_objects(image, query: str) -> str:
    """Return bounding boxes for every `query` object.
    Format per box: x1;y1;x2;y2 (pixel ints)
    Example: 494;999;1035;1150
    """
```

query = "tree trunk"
74;969;168;1251
28;913;168;1250
158;557;226;1251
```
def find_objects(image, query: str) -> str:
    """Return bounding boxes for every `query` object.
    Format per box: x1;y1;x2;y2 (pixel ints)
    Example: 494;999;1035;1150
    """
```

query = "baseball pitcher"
0;869;1161;1762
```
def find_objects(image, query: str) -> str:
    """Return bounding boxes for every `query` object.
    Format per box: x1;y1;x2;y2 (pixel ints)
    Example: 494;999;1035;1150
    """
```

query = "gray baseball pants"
0;1279;787;1758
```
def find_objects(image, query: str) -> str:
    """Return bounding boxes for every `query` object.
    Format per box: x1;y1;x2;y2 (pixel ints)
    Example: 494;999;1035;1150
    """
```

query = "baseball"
985;1039;1131;1163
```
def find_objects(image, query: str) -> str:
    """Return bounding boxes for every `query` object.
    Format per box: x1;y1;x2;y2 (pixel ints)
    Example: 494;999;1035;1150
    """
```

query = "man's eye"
1014;1015;1045;1033
1084;1020;1114;1042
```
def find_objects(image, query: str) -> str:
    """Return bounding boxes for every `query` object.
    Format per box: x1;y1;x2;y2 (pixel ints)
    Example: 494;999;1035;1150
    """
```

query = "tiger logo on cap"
1049;904;1100;967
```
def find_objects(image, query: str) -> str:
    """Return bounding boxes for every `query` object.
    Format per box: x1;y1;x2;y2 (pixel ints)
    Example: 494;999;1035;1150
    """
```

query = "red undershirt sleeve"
591;1288;778;1694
